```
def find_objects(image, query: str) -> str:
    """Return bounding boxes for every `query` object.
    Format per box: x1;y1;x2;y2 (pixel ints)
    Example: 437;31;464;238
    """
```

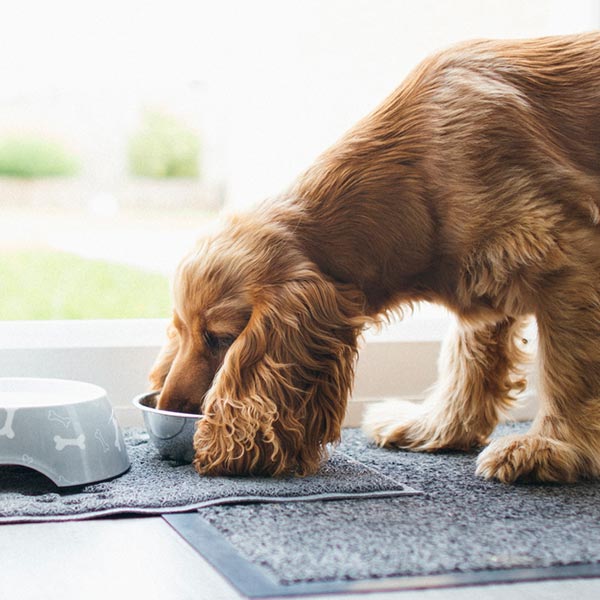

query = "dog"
150;33;600;482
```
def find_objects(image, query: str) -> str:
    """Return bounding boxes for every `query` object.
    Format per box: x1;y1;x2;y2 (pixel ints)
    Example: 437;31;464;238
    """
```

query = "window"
1;1;597;321
1;1;596;422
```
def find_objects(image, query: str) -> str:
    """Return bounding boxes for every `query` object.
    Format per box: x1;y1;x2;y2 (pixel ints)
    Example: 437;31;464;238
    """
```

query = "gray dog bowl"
133;391;202;463
0;377;130;487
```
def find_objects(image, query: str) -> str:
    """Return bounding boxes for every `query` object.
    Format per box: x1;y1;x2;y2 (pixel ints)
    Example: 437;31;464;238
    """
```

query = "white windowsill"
0;312;450;349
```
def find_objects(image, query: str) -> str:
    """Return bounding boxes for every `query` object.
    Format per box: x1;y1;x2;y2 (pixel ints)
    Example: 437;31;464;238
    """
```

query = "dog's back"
291;33;600;314
428;33;600;210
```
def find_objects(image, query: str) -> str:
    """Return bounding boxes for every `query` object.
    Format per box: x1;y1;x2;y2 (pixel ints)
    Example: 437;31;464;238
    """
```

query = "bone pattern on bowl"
0;378;130;487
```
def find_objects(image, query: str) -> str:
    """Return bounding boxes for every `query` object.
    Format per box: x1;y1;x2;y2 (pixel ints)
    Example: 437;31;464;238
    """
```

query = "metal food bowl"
0;377;130;487
132;391;202;463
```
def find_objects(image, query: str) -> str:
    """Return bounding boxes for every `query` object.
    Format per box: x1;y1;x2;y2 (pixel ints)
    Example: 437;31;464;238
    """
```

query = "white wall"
0;319;447;427
0;316;539;428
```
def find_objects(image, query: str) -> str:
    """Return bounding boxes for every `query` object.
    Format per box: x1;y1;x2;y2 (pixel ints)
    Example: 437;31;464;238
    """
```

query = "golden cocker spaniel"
150;33;600;483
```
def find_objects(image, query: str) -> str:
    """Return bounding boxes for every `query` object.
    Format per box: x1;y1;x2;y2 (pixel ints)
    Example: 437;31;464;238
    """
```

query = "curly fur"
151;33;600;482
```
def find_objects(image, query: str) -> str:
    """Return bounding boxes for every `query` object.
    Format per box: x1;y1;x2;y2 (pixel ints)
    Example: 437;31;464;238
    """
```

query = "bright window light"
1;0;597;321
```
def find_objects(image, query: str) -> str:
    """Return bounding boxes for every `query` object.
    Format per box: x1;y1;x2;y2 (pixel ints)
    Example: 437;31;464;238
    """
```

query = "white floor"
1;517;599;600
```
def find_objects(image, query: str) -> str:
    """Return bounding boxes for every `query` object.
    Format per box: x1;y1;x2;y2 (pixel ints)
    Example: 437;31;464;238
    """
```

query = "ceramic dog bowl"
133;391;201;463
0;377;130;487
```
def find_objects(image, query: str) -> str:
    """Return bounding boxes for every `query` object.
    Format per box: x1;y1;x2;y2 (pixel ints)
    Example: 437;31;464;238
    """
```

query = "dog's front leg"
363;316;528;451
477;266;600;482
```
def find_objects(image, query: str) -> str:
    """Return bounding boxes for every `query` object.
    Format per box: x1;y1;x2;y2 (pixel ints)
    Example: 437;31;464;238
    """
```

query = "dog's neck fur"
264;106;440;315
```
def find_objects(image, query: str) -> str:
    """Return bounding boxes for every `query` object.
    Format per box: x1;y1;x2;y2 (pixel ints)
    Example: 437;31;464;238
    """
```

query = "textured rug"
167;423;600;597
0;428;419;523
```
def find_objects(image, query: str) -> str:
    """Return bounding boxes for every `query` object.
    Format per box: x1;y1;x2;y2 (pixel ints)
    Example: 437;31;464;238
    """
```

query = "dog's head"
150;213;366;476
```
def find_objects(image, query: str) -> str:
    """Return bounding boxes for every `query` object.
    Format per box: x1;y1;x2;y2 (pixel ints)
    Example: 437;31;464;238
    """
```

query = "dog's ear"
192;269;365;476
149;321;179;391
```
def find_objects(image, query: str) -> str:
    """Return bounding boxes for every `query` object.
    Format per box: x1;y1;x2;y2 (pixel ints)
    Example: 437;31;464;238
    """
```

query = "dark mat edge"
164;512;600;598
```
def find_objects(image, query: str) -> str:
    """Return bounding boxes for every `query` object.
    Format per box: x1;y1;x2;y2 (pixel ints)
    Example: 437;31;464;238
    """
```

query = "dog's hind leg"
477;265;600;482
363;315;528;451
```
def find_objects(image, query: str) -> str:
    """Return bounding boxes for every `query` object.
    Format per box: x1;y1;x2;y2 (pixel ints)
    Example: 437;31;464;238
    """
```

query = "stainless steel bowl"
132;391;202;463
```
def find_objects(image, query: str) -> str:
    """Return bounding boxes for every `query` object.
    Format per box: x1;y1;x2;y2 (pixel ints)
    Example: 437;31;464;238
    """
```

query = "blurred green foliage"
0;136;79;178
128;111;200;179
0;250;171;320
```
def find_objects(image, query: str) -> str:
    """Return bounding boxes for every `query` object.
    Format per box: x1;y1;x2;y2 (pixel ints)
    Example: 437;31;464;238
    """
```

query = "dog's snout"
157;349;213;416
157;391;203;416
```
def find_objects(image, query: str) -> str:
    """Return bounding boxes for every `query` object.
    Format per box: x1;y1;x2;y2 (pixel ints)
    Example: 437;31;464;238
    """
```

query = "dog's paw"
475;434;581;483
362;399;424;447
362;399;485;451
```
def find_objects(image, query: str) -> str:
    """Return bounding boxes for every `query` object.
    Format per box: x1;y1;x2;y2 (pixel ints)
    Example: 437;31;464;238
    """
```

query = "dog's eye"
203;331;235;353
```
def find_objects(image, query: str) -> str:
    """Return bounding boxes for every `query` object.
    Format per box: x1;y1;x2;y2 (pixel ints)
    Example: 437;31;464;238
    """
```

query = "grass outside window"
1;250;171;320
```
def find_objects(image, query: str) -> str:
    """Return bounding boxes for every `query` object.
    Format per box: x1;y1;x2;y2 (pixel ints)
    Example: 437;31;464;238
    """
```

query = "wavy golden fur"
151;33;600;482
